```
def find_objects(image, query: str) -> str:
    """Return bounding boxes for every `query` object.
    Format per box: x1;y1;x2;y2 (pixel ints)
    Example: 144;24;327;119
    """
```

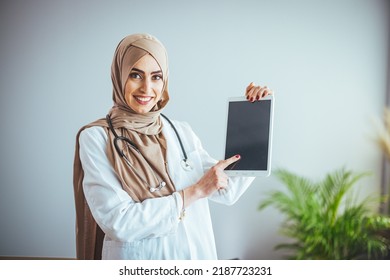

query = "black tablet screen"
225;100;271;170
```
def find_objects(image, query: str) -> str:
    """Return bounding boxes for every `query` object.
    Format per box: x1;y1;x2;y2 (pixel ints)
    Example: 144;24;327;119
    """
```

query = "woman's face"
124;54;164;114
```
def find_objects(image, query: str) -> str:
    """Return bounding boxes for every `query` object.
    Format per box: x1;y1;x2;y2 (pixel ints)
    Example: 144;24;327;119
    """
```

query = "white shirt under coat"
79;118;254;260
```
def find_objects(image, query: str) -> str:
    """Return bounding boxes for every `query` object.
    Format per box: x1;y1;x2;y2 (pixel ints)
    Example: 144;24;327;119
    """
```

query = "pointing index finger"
217;154;241;169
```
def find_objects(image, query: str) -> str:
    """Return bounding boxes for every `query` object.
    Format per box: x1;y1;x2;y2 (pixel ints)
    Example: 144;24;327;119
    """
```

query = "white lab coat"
79;118;254;260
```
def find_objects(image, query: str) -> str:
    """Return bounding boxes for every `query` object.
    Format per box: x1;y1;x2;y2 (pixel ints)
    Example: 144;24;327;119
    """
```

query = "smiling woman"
73;33;272;260
125;55;164;114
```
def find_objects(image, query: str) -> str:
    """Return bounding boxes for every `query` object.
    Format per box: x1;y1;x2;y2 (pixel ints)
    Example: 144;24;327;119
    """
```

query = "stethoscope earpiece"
150;181;166;193
181;159;193;171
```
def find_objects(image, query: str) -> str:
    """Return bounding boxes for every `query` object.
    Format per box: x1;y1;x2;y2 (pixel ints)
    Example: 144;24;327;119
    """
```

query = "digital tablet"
223;95;274;176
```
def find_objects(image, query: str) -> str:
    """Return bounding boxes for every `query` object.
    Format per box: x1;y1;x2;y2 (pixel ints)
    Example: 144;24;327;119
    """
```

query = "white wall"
0;0;388;259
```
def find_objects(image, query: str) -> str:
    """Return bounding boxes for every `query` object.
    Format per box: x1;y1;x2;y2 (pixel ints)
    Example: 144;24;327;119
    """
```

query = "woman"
73;33;273;260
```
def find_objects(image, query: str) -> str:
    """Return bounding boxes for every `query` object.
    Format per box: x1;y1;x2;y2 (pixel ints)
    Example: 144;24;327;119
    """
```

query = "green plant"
259;168;390;259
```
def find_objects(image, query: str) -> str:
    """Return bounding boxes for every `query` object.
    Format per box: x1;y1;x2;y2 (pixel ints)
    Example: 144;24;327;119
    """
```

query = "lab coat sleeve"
79;127;183;243
184;123;255;205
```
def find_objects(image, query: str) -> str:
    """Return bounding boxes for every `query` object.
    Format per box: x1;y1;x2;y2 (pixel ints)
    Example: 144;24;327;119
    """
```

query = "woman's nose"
140;79;152;94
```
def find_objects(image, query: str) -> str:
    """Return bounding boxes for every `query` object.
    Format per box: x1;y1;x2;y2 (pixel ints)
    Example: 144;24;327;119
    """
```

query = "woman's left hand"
245;82;273;102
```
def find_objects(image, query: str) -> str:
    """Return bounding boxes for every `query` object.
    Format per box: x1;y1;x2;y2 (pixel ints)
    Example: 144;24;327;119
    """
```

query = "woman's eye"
153;75;163;81
129;72;141;79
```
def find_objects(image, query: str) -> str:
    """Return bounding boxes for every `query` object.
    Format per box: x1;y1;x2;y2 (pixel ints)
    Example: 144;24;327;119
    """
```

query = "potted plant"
259;168;390;259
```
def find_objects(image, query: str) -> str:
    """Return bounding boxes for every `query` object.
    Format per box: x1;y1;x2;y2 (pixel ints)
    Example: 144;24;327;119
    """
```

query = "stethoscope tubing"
160;113;188;163
106;113;191;171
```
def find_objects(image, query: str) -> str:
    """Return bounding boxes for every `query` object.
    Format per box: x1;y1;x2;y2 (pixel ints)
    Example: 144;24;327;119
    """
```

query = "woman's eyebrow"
131;68;162;75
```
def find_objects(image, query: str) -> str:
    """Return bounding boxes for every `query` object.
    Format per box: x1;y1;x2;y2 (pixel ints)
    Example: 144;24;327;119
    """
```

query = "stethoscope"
106;114;193;193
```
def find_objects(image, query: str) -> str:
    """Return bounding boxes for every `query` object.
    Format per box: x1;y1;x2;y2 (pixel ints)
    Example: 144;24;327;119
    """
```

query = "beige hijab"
73;34;176;259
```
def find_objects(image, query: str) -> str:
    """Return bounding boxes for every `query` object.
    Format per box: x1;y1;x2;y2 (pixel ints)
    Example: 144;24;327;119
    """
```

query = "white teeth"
135;96;152;102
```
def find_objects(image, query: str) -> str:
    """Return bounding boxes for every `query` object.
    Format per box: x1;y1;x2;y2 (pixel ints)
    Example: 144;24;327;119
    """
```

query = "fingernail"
256;96;260;100
250;97;254;102
235;154;241;159
246;95;249;100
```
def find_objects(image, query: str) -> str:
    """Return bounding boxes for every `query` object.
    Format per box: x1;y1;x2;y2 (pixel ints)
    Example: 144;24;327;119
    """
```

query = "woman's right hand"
181;155;241;208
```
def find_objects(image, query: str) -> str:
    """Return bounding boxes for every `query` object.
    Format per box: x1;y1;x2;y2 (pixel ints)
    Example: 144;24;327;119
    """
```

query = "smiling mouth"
134;96;153;105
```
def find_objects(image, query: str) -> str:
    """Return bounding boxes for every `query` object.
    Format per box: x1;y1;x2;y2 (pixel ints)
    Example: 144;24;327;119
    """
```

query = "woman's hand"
181;155;241;208
245;82;273;102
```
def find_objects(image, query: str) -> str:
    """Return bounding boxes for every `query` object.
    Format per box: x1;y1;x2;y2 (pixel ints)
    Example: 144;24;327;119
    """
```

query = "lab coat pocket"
102;239;143;260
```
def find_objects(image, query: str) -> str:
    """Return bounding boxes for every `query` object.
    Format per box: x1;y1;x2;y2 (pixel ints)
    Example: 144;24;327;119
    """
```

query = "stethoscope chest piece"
181;159;193;171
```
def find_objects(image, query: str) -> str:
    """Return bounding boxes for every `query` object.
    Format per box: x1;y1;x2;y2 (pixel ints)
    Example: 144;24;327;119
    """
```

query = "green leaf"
258;167;390;259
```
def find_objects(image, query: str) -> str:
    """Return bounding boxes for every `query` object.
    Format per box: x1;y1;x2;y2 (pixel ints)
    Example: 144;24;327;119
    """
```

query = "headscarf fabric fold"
73;34;175;259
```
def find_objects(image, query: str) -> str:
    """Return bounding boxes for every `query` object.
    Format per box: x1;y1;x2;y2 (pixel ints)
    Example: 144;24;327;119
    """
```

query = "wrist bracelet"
179;190;186;221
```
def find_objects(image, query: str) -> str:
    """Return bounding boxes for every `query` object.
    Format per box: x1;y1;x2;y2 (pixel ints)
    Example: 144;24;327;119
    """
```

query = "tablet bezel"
223;95;274;177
